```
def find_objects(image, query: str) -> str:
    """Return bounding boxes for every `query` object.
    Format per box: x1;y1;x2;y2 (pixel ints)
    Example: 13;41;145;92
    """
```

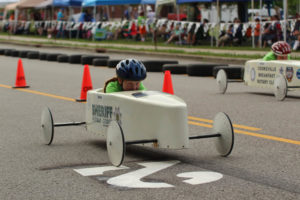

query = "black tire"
11;50;20;57
213;66;229;78
213;66;244;79
162;64;187;74
19;50;28;58
187;64;227;76
93;59;108;66
81;55;109;65
39;53;47;60
46;53;61;62
0;49;5;55
226;66;244;79
27;51;39;59
69;55;82;64
57;55;69;63
4;49;14;56
143;60;178;72
107;59;121;68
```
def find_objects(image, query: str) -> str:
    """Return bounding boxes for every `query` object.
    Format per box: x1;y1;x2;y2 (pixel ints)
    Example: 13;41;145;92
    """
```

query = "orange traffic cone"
162;70;174;94
76;65;93;102
13;59;29;88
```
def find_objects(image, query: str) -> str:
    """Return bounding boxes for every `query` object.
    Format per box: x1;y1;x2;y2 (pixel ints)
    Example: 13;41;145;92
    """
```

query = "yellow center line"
1;83;299;145
188;120;300;146
234;129;300;145
0;83;76;102
188;116;262;131
16;88;77;102
188;121;212;128
0;84;12;89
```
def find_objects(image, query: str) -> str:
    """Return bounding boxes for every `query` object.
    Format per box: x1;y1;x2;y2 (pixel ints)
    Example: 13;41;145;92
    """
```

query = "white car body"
244;59;300;89
85;89;189;149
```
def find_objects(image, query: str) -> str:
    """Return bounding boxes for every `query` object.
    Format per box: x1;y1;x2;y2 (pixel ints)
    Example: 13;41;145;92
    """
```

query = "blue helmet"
116;59;147;81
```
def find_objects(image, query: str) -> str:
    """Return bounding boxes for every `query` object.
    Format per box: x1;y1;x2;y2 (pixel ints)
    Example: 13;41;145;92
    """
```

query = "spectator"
131;7;138;19
193;18;209;45
124;7;131;20
218;24;234;47
138;11;146;41
292;19;300;50
156;22;169;41
262;22;275;48
232;18;243;45
165;23;182;44
273;15;282;41
254;18;261;47
57;9;64;21
146;6;155;24
56;9;65;38
186;23;196;45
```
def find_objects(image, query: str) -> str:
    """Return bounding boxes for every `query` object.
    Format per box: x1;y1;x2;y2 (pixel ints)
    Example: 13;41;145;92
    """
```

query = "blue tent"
141;0;156;4
53;0;83;7
82;0;141;6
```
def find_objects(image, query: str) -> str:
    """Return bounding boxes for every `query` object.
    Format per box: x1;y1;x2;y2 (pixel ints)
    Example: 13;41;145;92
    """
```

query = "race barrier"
0;18;298;46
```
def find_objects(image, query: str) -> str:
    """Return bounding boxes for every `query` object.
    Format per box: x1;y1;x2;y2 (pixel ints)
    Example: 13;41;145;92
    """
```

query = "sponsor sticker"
297;69;300;79
286;67;294;82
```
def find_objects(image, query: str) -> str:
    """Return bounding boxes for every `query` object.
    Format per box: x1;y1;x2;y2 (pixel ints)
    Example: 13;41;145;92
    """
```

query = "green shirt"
105;80;146;93
263;51;291;61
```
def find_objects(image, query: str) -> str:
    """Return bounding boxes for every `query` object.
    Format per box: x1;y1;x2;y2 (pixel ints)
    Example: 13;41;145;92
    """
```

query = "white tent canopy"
0;0;19;7
35;0;52;8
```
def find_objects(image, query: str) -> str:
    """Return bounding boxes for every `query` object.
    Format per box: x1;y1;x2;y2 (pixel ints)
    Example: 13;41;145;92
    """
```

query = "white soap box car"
217;60;300;101
41;88;234;166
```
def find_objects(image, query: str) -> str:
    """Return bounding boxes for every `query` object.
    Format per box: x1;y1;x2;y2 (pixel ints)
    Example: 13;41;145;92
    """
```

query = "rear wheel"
274;74;287;101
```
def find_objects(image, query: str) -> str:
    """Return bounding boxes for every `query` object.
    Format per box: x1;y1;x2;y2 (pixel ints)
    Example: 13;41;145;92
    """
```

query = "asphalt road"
0;44;299;200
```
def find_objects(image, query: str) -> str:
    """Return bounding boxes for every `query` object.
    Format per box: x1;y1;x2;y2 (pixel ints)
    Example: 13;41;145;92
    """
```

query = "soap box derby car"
217;59;300;101
41;88;234;166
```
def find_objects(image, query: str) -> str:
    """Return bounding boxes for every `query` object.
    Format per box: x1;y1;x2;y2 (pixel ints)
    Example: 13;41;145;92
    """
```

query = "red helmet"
271;41;291;56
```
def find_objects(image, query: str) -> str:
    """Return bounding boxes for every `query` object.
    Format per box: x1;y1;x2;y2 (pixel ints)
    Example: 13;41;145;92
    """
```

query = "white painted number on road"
177;171;223;185
73;161;224;188
74;165;129;176
107;160;180;188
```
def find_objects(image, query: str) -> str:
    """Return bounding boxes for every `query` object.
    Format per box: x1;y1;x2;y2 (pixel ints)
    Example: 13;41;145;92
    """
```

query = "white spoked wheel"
106;121;125;167
41;107;54;145
213;112;234;157
216;69;228;94
274;74;287;101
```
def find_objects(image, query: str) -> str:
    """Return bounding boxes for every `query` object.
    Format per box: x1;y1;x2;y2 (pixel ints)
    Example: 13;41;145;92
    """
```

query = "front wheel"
106;121;125;167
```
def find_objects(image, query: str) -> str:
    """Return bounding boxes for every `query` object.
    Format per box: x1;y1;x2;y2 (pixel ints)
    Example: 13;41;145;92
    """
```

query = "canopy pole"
216;0;220;47
176;5;181;45
93;5;96;21
251;0;254;48
259;0;262;48
69;6;72;39
14;8;19;34
283;0;287;42
210;4;213;47
106;5;110;20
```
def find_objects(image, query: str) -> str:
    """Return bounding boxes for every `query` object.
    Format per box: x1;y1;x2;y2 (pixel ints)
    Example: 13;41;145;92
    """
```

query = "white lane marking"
107;160;180;188
177;171;223;185
74;165;129;176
